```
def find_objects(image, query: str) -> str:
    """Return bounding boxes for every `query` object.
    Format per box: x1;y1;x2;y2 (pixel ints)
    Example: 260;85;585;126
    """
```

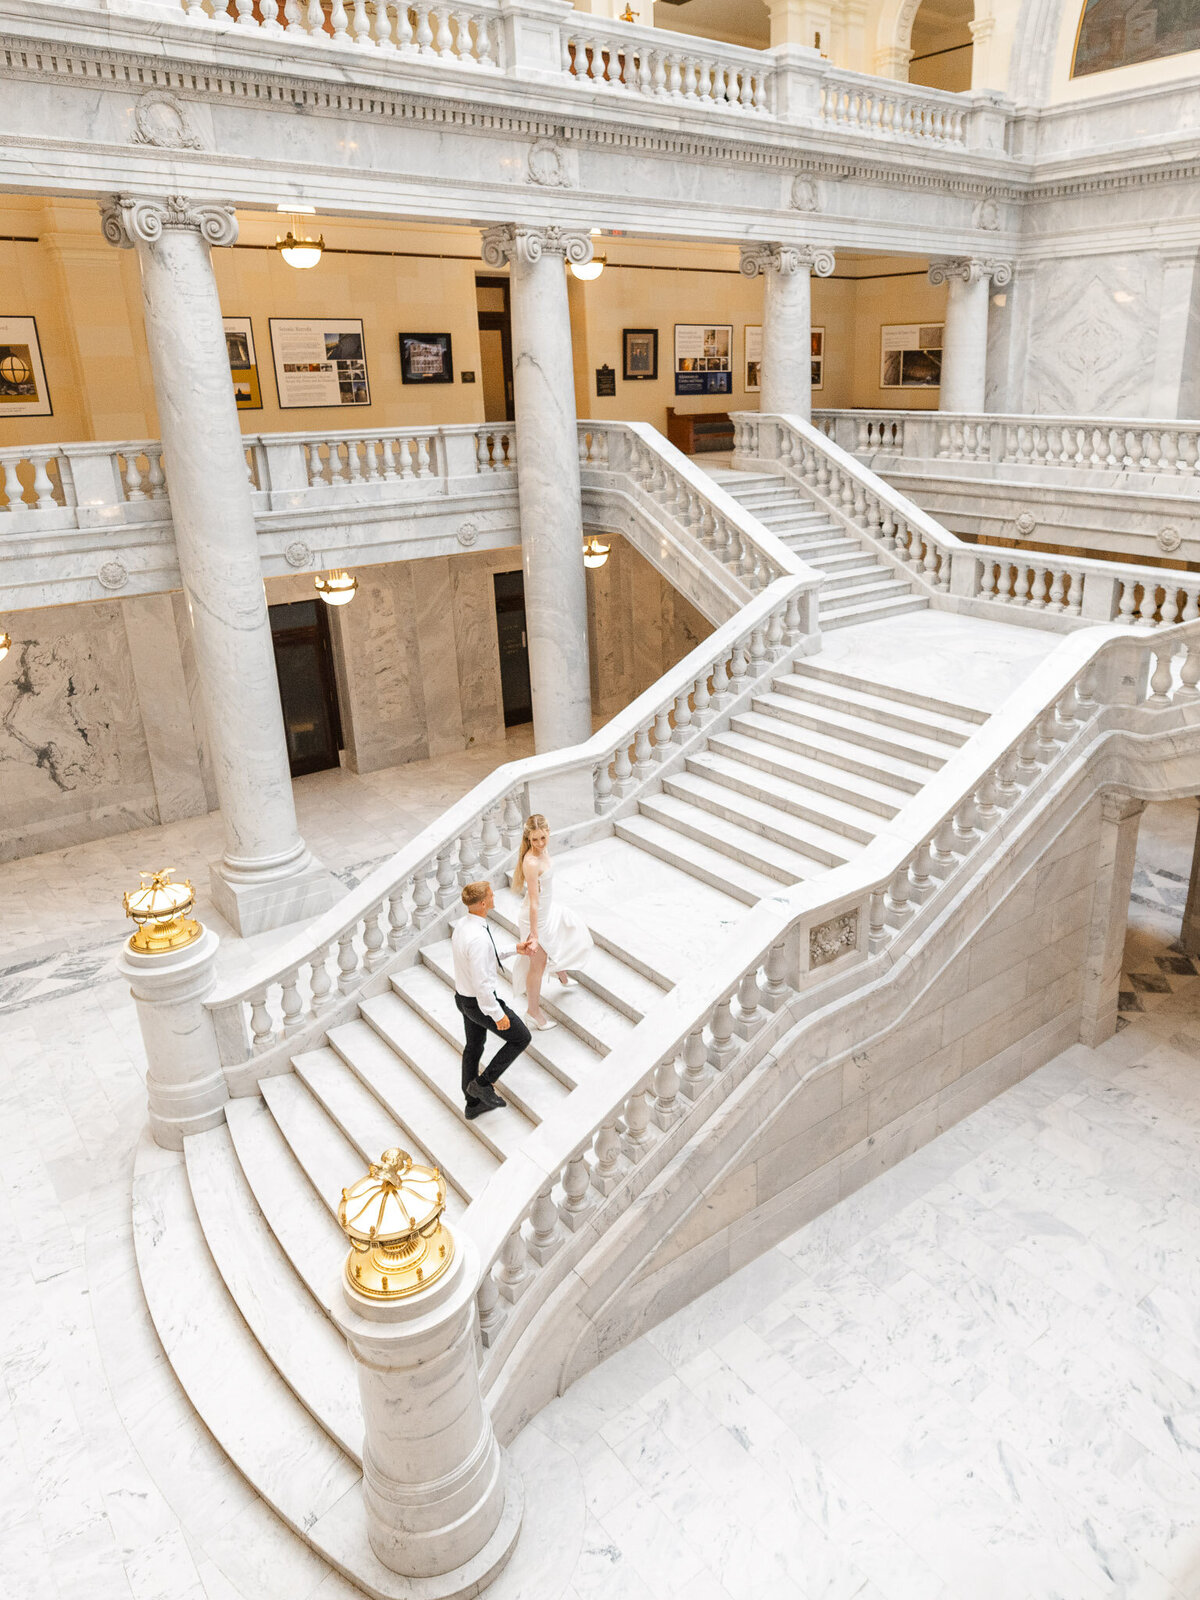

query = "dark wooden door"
493;570;532;727
268;599;344;776
477;275;514;422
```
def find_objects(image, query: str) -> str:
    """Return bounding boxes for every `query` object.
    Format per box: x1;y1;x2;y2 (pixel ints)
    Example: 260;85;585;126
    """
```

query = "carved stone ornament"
809;909;859;968
481;223;593;268
97;559;129;590
130;90;205;152
457;520;479;547
1013;510;1036;537
526;140;574;189
973;196;1001;231
789;174;822;213
739;241;836;279
100;194;239;251
284;540;313;569
927;256;1012;288
1158;527;1182;553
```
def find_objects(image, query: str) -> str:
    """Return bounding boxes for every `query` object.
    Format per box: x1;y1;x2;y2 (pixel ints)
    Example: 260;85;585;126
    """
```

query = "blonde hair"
461;880;491;908
513;813;549;893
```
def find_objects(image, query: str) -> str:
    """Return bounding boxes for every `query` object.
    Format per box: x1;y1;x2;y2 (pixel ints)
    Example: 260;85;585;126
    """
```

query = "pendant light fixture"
315;569;358;606
275;203;324;270
570;227;606;282
582;535;611;569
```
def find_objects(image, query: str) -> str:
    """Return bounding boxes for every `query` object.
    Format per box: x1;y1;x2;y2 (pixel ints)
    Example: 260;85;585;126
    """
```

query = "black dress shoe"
465;1080;506;1114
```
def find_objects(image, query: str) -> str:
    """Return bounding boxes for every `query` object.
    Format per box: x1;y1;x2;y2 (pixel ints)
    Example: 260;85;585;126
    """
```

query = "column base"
209;852;340;937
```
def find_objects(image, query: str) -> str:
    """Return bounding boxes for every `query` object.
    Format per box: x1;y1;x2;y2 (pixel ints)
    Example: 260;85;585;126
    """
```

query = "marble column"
1079;791;1145;1048
480;224;592;755
740;241;835;422
101;195;336;936
928;256;1013;413
1180;805;1200;956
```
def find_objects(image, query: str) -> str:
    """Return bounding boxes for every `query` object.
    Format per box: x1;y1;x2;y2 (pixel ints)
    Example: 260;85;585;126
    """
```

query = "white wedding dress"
512;859;593;1000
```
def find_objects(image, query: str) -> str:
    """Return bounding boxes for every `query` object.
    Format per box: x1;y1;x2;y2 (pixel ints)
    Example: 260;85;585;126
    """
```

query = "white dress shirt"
451;913;513;1021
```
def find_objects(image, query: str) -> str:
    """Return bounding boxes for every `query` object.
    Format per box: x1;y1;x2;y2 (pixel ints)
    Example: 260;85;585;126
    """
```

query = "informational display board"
269;318;371;409
811;326;825;391
880;323;942;388
223;316;262;410
399;331;453;384
674;323;732;396
744;325;824;392
0;314;52;417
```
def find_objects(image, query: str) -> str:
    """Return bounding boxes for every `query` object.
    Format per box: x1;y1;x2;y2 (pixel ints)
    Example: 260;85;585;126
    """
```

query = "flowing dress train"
512;861;593;1001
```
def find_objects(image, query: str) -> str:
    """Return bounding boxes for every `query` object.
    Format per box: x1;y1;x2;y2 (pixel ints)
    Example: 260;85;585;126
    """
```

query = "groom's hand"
496;1014;511;1031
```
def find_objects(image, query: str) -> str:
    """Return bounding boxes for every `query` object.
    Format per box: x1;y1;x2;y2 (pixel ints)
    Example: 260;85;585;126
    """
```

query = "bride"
511;813;592;1030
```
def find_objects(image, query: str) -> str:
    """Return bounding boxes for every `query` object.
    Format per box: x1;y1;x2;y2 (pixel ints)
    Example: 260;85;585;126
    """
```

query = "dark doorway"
477;276;514;423
268;599;344;776
493;570;532;727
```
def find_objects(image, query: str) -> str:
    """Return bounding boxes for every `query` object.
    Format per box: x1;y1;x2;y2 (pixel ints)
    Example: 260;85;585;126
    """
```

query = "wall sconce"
0;630;9;662
583;536;611;569
570;256;606;282
315;569;358;606
275;203;324;270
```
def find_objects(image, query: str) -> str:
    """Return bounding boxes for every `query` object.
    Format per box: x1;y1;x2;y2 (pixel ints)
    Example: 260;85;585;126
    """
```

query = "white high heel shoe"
527;1011;558;1030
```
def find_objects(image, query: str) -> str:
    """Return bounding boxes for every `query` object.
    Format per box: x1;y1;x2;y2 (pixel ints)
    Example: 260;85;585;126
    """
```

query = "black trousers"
454;992;531;1097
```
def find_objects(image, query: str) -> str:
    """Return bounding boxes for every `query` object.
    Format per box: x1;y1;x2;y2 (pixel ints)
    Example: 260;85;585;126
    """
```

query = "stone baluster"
593;759;613;813
374;0;393;48
496;1226;530;1303
611;741;635;798
1146;647;1175;708
279;968;305;1034
457;820;482;886
249;989;275;1051
412;864;437;929
1174;645;1200;703
351;0;372;44
387;889;411;953
624;1086;654;1153
329;0;349;39
591;1121;622;1194
336;928;362;995
653;704;673;756
434;845;458;909
735;967;763;1032
559;1153;593;1229
652;1056;681;1123
414;4;434;52
527;1186;562;1265
868;888;889;954
480;804;504;867
708;996;738;1069
476;1270;502;1347
501;794;523;850
680;1028;710;1100
363;906;389;972
310;944;336;1012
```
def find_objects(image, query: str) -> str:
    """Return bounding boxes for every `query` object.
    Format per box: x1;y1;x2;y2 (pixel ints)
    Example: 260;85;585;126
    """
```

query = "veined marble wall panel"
0;600;159;859
1021;253;1160;416
337;563;429;775
588;536;708;722
451;563;506;752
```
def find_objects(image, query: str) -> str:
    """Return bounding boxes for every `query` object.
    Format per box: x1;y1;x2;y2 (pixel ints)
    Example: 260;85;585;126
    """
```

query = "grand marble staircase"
708;465;927;628
132;644;991;1573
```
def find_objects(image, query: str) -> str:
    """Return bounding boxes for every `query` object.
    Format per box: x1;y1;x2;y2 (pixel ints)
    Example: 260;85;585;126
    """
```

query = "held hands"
516;936;539;955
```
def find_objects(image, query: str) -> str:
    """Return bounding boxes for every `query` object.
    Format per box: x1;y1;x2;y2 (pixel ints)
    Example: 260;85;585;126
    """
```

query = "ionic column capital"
99;194;239;250
480;223;593;268
928;256;1012;288
739;241;835;280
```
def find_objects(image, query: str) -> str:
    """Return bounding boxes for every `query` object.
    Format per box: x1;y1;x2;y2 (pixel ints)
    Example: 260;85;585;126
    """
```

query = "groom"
451;880;532;1119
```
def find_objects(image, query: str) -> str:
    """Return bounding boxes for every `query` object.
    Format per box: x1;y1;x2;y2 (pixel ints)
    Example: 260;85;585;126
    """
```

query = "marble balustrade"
739;412;1200;631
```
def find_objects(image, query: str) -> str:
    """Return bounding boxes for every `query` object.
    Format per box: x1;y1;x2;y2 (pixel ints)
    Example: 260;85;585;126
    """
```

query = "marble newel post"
1079;792;1145;1048
927;257;1013;414
101;196;336;936
481;224;592;755
740;242;835;423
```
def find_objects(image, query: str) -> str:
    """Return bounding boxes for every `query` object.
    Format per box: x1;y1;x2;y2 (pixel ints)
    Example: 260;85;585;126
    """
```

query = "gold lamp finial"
123;868;202;953
338;1148;454;1300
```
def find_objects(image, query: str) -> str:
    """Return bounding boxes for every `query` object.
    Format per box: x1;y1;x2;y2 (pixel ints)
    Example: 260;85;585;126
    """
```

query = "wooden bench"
666;408;734;454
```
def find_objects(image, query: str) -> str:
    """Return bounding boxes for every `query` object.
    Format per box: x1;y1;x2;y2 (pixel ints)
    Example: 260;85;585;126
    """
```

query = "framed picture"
880;323;942;388
0;314;52;417
674;324;733;396
223;316;261;410
623;327;658;381
399;331;453;385
812;326;825;392
745;324;762;392
269;317;371;409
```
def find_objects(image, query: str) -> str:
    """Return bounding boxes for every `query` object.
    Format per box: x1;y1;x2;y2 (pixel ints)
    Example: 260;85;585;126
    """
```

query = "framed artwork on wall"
812;326;825;391
674;323;732;396
745;324;761;392
623;327;658;380
880;323;942;388
0;314;52;417
223;316;262;410
269;317;371;409
399;331;454;384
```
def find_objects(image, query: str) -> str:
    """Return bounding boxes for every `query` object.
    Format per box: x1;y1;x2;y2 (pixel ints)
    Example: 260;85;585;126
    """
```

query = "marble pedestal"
208;847;340;939
332;1233;522;1590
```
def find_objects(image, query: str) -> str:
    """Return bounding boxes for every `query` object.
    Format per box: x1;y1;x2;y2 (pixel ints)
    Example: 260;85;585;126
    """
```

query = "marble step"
705;470;781;492
661;768;853;867
771;670;976;747
705;727;906;816
224;1095;350;1309
809;552;886;575
820;594;929;629
133;1149;361;1534
783;534;860;559
260;1069;367;1214
184;1125;362;1458
636;792;815;884
751;690;952;770
821;564;901;594
817;575;913;608
408;942;626;1064
789;659;989;726
684;748;880;843
335;1002;511;1184
730;709;929;793
615;813;780;905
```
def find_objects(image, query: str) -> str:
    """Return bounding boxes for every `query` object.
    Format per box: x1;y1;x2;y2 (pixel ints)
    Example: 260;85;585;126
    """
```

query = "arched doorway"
908;0;974;89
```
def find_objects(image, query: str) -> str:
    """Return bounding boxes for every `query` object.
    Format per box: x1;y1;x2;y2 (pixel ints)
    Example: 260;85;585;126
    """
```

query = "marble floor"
4;742;1200;1597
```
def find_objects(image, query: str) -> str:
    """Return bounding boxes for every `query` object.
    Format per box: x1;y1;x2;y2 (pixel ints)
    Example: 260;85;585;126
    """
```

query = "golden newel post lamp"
117;867;228;1151
332;1150;522;1584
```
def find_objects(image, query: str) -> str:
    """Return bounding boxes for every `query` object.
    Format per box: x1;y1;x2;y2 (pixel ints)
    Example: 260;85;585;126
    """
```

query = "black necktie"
487;927;503;968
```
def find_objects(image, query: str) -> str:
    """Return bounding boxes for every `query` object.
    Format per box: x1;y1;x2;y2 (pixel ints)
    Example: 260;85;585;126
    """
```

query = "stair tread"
821;595;929;627
330;1007;505;1190
133;1155;360;1530
185;1125;361;1458
491;884;677;999
818;577;912;605
706;729;905;815
787;660;990;725
822;565;899;591
772;671;977;744
684;749;881;842
615;813;778;906
752;690;951;768
260;1068;366;1215
662;770;851;866
731;709;930;791
291;1042;440;1177
637;792;814;883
